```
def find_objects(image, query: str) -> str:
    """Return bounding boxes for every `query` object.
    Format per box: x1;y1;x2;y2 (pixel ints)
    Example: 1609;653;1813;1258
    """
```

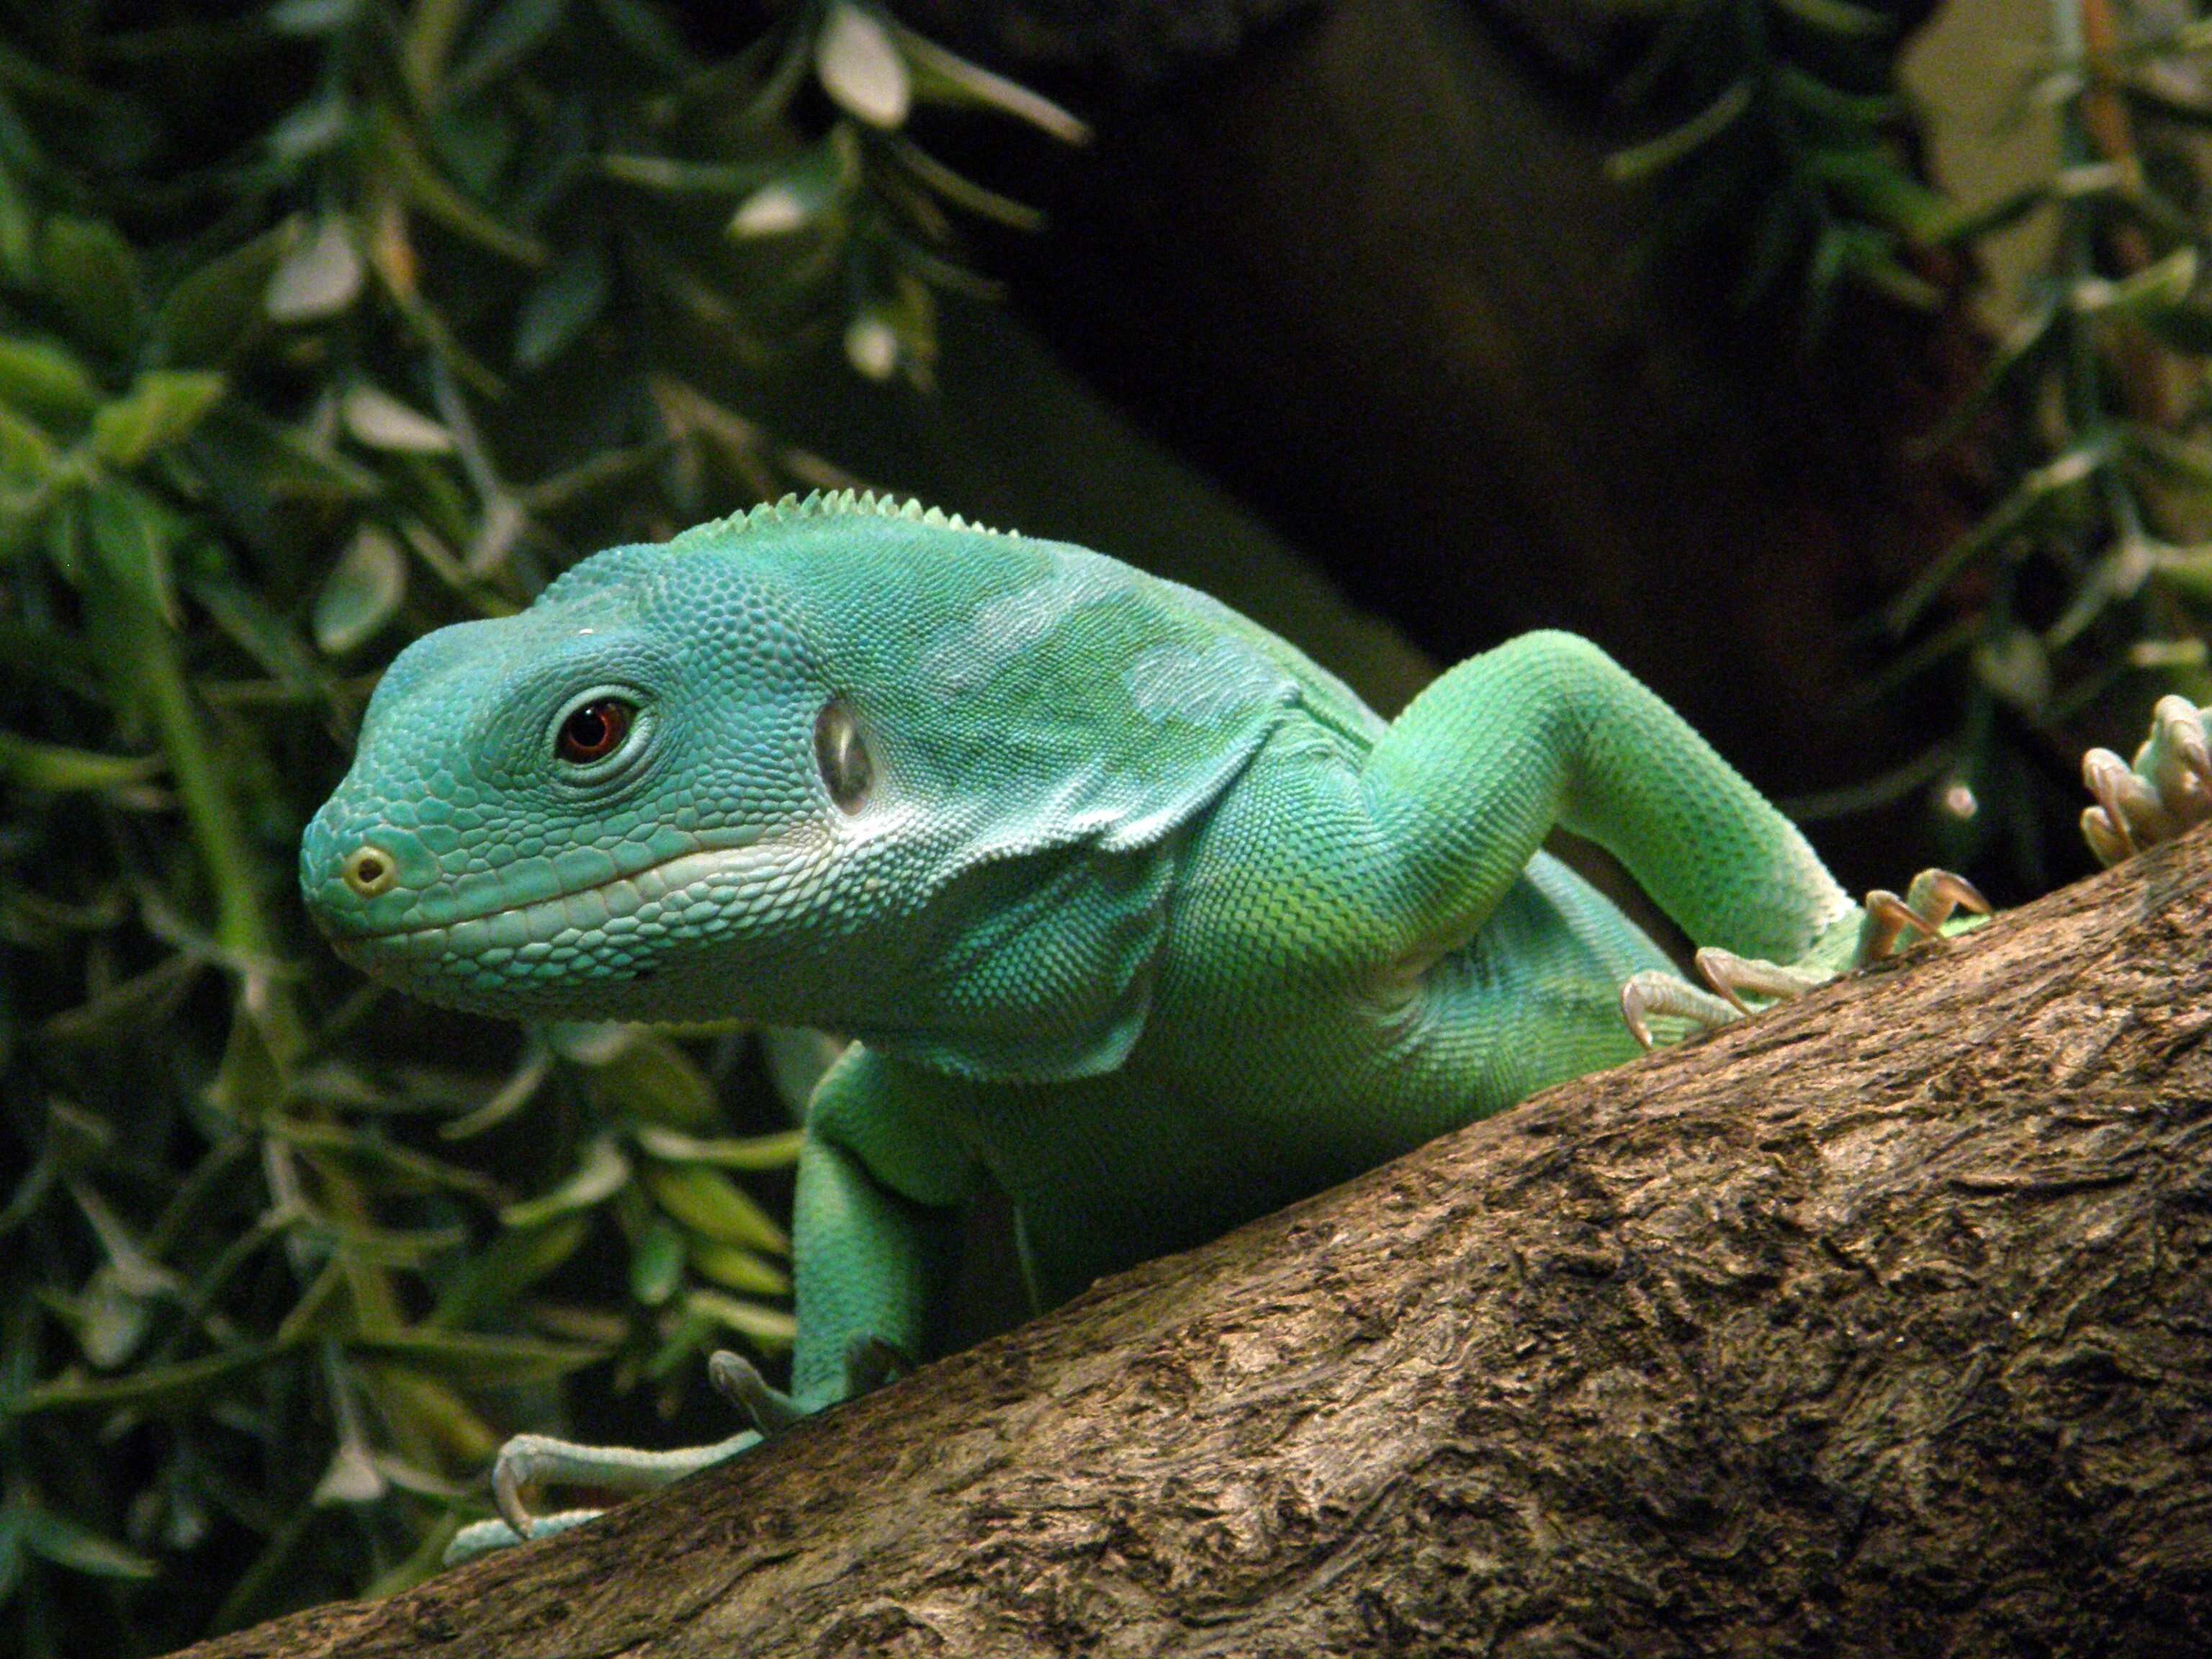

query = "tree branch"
178;833;2212;1658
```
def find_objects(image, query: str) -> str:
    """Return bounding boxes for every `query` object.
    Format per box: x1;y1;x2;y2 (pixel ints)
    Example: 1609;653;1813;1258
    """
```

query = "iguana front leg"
454;1046;981;1558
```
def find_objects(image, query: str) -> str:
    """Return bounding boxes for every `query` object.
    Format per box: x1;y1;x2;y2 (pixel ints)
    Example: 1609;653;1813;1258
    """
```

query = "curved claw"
2080;698;2212;866
492;1433;562;1541
709;1349;807;1440
1693;947;1829;1015
1619;970;1739;1051
1855;868;1990;963
2082;804;2131;869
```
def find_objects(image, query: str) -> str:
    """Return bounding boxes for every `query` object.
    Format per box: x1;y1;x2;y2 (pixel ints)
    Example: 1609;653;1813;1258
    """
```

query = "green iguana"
298;492;2205;1557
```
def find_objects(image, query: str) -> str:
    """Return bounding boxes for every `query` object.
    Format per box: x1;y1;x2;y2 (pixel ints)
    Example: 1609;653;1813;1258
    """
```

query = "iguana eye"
814;696;872;812
557;698;634;764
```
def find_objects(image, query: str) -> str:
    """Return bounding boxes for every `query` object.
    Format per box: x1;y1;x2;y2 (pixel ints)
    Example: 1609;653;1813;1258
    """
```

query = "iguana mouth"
338;835;768;945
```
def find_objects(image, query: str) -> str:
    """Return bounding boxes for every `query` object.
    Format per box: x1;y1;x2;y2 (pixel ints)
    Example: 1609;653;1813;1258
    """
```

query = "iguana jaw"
310;831;821;1017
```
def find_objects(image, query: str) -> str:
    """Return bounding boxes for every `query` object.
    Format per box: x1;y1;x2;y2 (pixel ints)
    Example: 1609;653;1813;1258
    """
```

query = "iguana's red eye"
557;698;633;764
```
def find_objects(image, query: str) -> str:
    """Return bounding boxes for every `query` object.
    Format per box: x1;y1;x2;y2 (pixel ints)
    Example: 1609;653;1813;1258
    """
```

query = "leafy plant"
1613;0;2212;886
0;1;1076;1650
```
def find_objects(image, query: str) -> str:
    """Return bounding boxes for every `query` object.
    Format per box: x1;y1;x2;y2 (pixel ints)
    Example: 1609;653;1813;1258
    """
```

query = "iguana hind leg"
1361;631;1856;967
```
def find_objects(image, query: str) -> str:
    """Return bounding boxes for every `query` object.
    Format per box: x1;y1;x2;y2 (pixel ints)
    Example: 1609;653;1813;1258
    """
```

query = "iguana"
299;492;2201;1557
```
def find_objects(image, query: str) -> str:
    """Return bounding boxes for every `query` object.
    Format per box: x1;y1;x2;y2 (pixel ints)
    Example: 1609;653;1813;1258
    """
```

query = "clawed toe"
1619;969;1741;1051
2081;696;2212;867
1855;868;1990;964
1691;947;1827;1015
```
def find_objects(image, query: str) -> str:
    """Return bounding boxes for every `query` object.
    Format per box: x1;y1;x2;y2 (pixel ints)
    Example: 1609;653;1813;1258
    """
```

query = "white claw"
1619;970;1739;1051
2082;805;2131;869
1694;947;1828;1014
492;1434;555;1540
2152;695;2212;788
2082;749;2149;855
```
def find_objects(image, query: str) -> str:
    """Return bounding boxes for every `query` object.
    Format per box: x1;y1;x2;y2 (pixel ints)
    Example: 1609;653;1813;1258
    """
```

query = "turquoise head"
300;533;868;1025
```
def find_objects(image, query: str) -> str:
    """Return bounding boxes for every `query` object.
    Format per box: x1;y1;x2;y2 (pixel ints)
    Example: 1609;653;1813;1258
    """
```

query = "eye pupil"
558;698;633;764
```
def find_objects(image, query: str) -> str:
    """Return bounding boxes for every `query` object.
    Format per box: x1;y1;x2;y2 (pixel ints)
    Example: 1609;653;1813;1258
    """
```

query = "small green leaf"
500;1135;629;1227
2071;247;2199;320
340;385;454;453
348;1329;605;1387
372;108;547;266
269;0;364;35
428;1213;588;1328
815;3;910;130
20;1509;158;1581
0;159;35;286
91;371;226;467
312;1443;387;1506
156;227;293;367
729;128;860;239
644;1163;788;1254
1768;0;1891;37
585;1031;719;1130
0;336;100;428
683;1288;796;1349
86;480;182;624
9;1344;280;1415
40;217;142;358
894;23;1088;143
265;217;364;323
630;1218;685;1305
514;243;609;368
1609;81;1753;183
633;1125;804;1170
448;0;569;99
844;310;899;381
76;1265;155;1368
268;93;352;163
0;732;161;793
689;1237;790;1298
203;987;287;1121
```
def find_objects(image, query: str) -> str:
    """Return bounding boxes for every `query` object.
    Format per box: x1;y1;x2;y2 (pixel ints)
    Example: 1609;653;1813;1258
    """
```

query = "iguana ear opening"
814;696;873;814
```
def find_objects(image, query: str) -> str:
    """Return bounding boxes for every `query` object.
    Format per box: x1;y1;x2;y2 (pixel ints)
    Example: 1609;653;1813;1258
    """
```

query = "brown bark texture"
178;833;2212;1659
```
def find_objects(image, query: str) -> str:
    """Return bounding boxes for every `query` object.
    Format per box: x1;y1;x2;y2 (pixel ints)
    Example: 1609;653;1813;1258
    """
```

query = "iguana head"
304;491;1303;1079
300;531;858;1024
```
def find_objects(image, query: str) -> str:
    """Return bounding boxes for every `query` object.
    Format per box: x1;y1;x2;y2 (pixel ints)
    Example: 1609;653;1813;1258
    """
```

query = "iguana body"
302;493;1954;1549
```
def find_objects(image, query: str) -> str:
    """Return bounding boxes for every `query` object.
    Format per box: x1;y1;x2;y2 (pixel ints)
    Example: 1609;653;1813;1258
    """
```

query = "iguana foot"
482;1426;763;1550
1619;868;1990;1051
449;1335;912;1562
2081;695;2212;866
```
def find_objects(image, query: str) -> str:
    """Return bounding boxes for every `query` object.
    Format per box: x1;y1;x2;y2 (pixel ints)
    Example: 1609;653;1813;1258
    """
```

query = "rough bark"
176;833;2212;1659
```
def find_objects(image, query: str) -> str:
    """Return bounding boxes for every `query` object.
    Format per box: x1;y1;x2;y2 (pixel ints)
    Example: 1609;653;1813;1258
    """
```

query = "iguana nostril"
342;844;398;899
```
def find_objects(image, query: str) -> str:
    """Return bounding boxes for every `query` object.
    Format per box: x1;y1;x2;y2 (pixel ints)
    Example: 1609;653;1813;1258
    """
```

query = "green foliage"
1611;0;1942;335
1616;0;2212;886
0;1;1074;1650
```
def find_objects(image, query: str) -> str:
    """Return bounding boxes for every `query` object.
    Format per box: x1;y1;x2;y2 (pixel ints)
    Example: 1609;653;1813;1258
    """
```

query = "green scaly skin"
301;493;1873;1555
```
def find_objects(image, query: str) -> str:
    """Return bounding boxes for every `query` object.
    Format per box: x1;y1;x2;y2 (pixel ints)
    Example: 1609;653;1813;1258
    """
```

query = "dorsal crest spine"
670;489;1019;549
